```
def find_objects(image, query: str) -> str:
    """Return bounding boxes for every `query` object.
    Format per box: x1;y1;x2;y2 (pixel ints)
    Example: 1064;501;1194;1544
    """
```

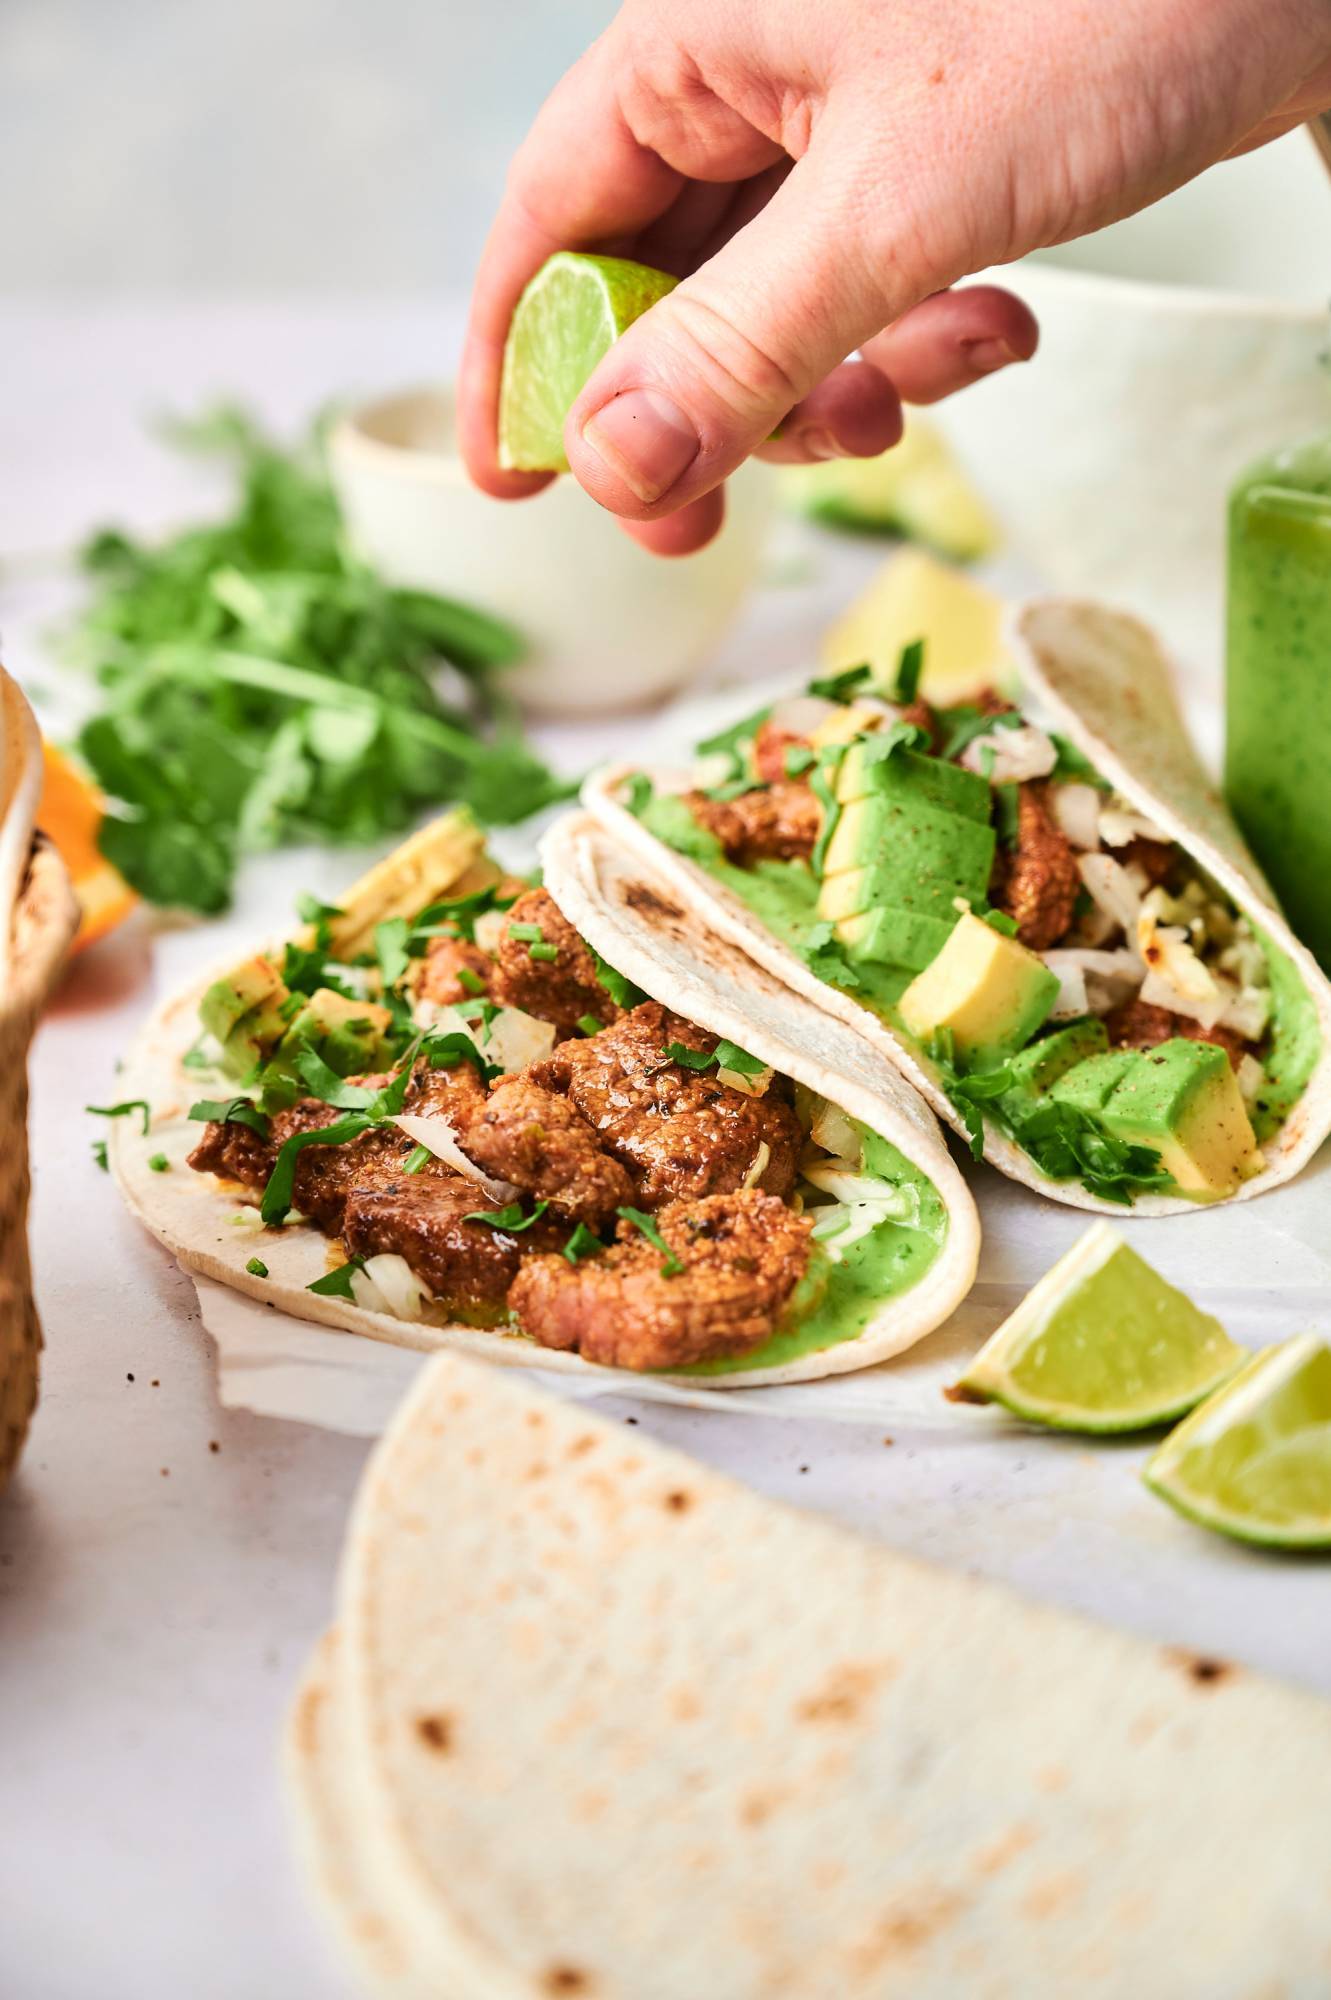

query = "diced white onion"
1040;954;1089;1020
809;1097;862;1164
1099;801;1171;848
801;1164;914;1214
472;907;509;956
741;1141;771;1190
1050;781;1102;850
718;1062;773;1097
1219;986;1271;1041
487;1006;557;1074
1137;910;1225;1027
392;1115;516;1202
1077;852;1143;936
1237;1054;1266;1104
648;763;704;799
350;1253;433;1323
960;723;1057;785
810;1200;901;1260
230;1207;265;1232
768;694;840;738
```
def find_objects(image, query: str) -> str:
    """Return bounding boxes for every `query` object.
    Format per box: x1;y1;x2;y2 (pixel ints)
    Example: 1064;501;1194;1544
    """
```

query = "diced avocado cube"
1098;1040;1265;1200
201;954;286;1045
218;996;292;1080
1003;1019;1110;1100
837;742;991;824
836;905;957;973
277;988;394;1079
899;911;1059;1065
823;799;996;913
1049;1050;1140;1115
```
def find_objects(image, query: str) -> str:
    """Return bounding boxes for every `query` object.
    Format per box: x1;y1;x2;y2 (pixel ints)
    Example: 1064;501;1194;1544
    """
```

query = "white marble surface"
1;302;1328;2000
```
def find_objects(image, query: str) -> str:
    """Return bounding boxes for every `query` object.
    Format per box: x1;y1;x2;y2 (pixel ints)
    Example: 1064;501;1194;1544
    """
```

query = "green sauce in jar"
1226;431;1331;972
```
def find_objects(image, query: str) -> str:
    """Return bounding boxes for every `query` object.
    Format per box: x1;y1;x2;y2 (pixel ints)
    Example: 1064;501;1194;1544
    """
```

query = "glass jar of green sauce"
1226;430;1331;972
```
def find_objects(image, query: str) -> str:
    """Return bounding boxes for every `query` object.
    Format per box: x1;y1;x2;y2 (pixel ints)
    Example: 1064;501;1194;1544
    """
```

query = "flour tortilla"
583;597;1331;1215
111;822;979;1388
284;1348;1331;1999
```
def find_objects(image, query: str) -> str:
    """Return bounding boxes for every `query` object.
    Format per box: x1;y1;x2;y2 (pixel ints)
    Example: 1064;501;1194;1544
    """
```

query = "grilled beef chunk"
186;1116;278;1187
533;1001;802;1208
509;1189;814;1371
454;1077;633;1227
683;783;822;866
1106;996;1247;1070
490;887;619;1037
996;781;1082;951
342;1173;562;1324
1117;836;1176;888
417;935;493;1007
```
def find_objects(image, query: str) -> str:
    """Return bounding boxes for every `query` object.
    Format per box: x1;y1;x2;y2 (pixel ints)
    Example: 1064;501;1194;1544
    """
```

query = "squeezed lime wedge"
1144;1334;1331;1548
497;251;678;472
955;1220;1245;1433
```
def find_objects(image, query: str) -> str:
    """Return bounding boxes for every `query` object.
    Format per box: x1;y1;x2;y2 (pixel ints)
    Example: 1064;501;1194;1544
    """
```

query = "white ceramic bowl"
329;386;775;717
930;132;1331;682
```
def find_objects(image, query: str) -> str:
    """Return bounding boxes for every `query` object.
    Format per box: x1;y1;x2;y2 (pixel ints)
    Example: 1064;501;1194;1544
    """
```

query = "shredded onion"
351;1253;433;1322
1137;910;1224;1026
1078;852;1143;936
1099;802;1171;848
802;1164;912;1212
809;1098;861;1164
1237;1054;1266;1104
960;723;1057;785
1040;954;1089;1020
472;907;508;956
741;1141;771;1190
1050;781;1102;850
487;1007;557;1073
1219;986;1271;1041
392;1114;516;1202
718;1062;773;1097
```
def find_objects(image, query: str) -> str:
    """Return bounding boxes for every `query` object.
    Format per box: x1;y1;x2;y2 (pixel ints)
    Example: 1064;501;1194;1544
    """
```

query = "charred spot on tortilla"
542;1967;592;1995
663;1488;693;1513
624;881;684;923
1171;1650;1235;1688
415;1712;454;1753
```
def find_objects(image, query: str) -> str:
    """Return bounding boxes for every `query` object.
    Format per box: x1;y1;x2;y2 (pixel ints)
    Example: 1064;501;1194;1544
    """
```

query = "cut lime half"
498;251;678;472
1144;1335;1331;1549
955;1220;1245;1433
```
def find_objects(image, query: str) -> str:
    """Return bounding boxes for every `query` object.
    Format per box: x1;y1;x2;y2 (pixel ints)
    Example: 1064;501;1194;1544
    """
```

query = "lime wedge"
784;413;1000;561
955;1221;1245;1433
497;251;678;472
1144;1335;1331;1548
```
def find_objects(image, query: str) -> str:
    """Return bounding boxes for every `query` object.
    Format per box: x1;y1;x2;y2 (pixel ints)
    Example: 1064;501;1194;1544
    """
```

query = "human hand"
461;0;1331;555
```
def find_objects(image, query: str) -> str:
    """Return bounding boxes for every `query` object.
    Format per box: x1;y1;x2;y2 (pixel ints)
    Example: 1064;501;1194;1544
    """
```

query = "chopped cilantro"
262;1115;372;1225
92;1139;108;1171
374;916;410;991
187;1097;271;1137
662;1041;717;1070
695;704;772;785
994;782;1020;845
783;744;816;777
180;1041;214;1072
407;882;521;949
623;772;654;815
307;1258;365;1299
464;1200;551;1232
87;1098;151;1135
807;662;872;704
576;1013;603;1037
561;1222;604;1264
402;1143;432;1175
892;638;925;705
507;921;543;943
982;908;1019;937
291;1050;379;1110
1050;732;1109;787
245;1256;269;1278
590;945;645;1012
662;1038;765;1077
528;940;559;962
419;1028;502;1084
617;1206;684;1277
147;1153;170;1173
809;746;845;878
457;966;487;996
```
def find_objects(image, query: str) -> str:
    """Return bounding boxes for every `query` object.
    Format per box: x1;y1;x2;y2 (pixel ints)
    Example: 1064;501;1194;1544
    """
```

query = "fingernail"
801;428;841;461
963;336;1023;376
581;389;700;503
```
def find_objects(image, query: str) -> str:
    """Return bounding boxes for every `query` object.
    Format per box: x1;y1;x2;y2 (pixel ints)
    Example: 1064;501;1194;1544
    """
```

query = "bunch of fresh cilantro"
68;407;569;914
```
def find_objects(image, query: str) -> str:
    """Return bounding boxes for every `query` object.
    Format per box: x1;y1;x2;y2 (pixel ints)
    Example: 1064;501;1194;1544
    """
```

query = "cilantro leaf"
590;945;645;1012
464;1200;551;1232
617;1206;685;1277
561;1222;604;1264
307;1257;366;1298
187;1097;271;1138
374;917;410;991
261;1115;372;1225
148;1153;170;1173
661;1037;765;1077
807;663;872;704
245;1256;269;1278
892;638;925;705
87;1098;151;1135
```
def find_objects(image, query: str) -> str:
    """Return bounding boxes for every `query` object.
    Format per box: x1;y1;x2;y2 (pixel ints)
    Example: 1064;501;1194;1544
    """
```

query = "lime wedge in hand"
954;1220;1245;1433
784;413;1000;561
498;251;678;472
1144;1334;1331;1548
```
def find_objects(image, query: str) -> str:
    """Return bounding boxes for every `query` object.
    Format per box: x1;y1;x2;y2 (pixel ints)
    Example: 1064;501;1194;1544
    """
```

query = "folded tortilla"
285;1348;1331;1998
583;598;1331;1215
111;815;978;1387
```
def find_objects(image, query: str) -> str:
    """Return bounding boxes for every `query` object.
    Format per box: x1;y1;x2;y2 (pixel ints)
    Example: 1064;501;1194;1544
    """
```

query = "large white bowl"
329;386;775;717
930;133;1331;682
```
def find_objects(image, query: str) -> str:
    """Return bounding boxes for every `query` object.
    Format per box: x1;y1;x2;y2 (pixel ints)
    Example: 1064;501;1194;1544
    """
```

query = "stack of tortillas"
0;669;77;1486
286;1352;1331;1998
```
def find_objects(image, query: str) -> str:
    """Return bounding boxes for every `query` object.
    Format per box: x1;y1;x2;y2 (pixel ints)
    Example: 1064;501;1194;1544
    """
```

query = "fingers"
458;38;683;500
859;286;1039;405
618;487;727;557
756;360;903;465
565;136;909;521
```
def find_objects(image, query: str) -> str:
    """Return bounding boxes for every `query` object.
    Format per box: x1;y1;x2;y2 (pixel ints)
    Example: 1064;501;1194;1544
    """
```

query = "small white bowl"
329;386;775;717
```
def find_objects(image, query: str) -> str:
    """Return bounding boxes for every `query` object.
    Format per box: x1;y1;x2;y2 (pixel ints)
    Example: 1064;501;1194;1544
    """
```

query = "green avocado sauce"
677;1130;949;1377
1249;928;1321;1142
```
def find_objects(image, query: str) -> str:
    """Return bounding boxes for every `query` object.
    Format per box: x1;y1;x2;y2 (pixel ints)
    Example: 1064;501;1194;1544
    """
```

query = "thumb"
566;145;921;520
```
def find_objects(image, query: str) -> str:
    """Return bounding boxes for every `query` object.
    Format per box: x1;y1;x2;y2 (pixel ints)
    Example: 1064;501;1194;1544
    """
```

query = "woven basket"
0;671;78;1487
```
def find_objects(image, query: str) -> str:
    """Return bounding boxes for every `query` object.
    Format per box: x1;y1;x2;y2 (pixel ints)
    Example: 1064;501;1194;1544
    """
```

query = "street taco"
584;598;1331;1215
111;809;978;1386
